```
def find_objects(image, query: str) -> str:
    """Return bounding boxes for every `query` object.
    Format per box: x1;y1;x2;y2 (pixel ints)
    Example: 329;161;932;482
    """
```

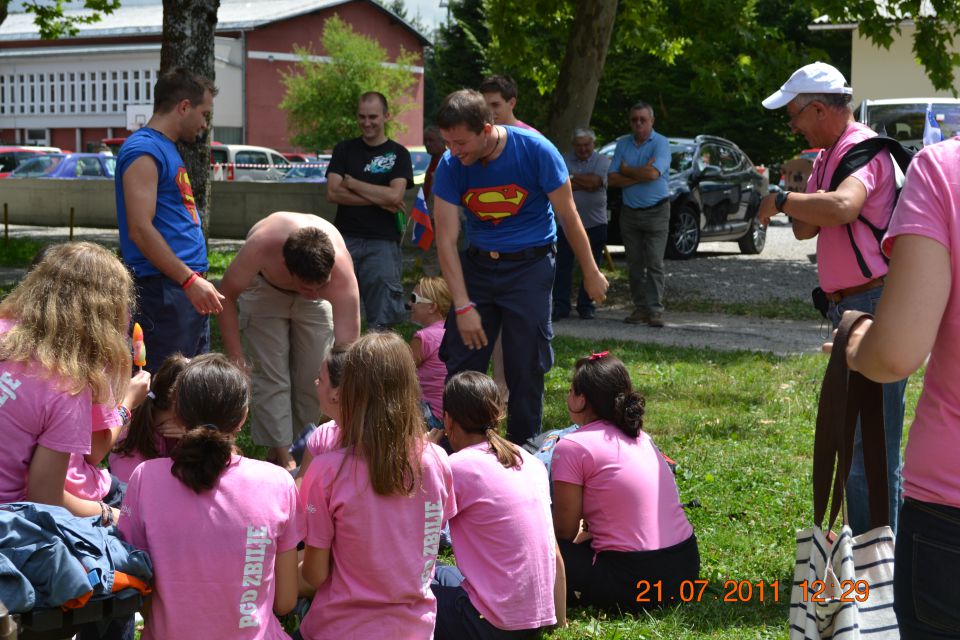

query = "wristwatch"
775;190;790;213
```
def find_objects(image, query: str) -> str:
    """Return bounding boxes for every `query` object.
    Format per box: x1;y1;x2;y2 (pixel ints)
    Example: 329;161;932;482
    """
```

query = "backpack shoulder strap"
829;136;912;192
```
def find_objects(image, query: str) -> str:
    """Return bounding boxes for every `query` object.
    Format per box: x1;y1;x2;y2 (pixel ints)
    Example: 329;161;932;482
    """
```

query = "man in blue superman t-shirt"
432;89;609;446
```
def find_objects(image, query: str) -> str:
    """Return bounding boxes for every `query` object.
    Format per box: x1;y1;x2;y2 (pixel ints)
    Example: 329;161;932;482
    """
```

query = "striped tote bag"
789;311;898;639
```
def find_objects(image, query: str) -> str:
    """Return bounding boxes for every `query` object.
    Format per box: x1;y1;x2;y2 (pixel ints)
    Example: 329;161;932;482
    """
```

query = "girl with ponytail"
551;352;699;613
109;353;190;483
118;354;304;640
431;371;564;638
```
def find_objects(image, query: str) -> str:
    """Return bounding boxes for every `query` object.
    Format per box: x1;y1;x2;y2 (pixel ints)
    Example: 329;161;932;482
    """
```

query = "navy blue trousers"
133;276;210;374
894;498;960;638
440;249;555;446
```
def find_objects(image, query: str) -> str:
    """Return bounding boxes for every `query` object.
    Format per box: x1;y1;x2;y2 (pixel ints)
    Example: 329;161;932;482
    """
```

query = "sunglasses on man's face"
409;292;433;305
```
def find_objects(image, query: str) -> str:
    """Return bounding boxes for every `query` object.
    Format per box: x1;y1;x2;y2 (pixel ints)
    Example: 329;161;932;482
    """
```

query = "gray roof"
0;0;430;44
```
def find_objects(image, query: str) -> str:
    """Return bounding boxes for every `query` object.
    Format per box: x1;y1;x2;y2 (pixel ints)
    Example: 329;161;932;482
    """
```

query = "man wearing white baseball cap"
758;61;907;538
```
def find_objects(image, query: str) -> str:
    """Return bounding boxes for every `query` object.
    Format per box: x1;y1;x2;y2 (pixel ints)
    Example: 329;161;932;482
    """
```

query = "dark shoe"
578;310;596;320
552;312;569;322
624;309;649;324
648;312;665;328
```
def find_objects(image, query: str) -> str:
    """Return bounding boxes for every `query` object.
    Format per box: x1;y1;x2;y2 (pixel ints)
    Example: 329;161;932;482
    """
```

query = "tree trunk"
160;0;219;235
544;0;618;153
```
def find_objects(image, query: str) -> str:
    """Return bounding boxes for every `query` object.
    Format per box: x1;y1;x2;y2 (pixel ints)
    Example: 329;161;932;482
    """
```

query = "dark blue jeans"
828;286;906;534
431;565;542;640
552;224;607;318
134;276;210;374
894;498;960;638
440;249;555;446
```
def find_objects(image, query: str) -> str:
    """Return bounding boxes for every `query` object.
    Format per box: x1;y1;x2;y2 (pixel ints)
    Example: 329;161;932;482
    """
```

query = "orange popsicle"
132;322;146;368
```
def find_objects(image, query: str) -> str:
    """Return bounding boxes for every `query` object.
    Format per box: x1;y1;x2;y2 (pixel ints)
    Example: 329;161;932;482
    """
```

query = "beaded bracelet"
454;302;476;316
117;405;131;427
99;501;114;527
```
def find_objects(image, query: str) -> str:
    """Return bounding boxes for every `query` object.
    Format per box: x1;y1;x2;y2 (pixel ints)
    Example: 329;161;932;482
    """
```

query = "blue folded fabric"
0;502;153;612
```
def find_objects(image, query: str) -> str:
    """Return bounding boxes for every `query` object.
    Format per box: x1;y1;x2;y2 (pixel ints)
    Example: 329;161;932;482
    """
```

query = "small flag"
923;103;943;147
409;187;434;251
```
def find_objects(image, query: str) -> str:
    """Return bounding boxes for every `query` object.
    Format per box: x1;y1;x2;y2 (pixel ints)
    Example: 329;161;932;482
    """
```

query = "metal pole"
3;203;7;243
70;206;75;241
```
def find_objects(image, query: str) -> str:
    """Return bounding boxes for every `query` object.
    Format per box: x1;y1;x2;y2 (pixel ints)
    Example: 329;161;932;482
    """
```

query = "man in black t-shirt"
326;91;413;328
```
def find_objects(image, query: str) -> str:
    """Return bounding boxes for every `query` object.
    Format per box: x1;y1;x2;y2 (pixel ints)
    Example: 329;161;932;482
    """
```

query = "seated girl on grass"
407;276;451;427
294;344;348;487
297;332;455;640
0;242;135;525
552;352;699;613
109;354;190;484
431;371;564;639
119;354;304;639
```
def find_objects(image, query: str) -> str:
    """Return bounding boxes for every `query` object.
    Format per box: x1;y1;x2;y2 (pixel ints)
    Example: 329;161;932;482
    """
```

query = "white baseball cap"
762;62;852;110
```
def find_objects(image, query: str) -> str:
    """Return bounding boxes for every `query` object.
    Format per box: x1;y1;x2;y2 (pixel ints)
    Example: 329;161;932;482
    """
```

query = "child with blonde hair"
408;276;452;425
298;332;455;639
0;242;135;523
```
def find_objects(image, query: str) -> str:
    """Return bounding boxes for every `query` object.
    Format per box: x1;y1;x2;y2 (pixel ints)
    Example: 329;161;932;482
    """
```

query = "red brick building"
0;0;428;152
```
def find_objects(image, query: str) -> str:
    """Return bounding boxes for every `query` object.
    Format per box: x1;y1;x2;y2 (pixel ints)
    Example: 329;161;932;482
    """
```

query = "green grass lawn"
0;240;915;638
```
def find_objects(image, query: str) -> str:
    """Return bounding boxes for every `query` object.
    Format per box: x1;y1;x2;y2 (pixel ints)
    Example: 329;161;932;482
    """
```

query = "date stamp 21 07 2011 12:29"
636;579;871;604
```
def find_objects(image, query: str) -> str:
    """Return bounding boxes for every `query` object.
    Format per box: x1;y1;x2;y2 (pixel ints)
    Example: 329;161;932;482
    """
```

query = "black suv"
601;134;766;259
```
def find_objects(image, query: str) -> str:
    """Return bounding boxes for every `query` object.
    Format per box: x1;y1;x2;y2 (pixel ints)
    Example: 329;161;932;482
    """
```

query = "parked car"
210;143;291;181
282;152;319;163
282;163;328;183
9;153;116;179
0;146;53;178
407;145;432;186
601;134;766;259
858;98;960;148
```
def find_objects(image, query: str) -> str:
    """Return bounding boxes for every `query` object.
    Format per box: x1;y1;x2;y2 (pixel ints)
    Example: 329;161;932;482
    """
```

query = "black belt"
467;243;555;261
626;197;669;211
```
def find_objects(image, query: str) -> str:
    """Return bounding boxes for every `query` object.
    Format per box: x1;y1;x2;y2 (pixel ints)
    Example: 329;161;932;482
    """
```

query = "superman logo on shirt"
461;185;529;225
175;167;199;224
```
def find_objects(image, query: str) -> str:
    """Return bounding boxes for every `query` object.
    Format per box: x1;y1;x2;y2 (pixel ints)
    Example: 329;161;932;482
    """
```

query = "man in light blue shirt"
608;101;672;327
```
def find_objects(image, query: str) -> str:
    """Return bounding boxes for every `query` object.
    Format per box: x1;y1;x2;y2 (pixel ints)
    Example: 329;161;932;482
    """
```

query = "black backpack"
828;136;914;279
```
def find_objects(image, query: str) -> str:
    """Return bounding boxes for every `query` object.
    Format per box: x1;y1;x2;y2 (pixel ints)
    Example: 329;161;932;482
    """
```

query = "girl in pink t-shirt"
119;354;304;640
294;343;348;488
299;332;456;640
0;242;135;525
109;353;190;484
408;276;451;426
431;371;562;638
552;353;698;613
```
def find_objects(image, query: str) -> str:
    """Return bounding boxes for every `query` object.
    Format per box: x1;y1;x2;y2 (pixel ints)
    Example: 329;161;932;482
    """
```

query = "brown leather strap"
813;310;890;531
824;277;884;303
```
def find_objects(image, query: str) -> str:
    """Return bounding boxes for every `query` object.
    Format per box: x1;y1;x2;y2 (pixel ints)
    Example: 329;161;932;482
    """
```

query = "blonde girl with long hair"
298;332;456;640
0;242;135;522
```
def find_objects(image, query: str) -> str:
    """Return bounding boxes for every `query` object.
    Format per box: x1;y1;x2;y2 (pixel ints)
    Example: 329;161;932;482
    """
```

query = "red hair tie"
589;351;609;361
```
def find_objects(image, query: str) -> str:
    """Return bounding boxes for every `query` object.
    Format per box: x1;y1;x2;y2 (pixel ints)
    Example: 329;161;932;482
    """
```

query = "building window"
0;65;157;116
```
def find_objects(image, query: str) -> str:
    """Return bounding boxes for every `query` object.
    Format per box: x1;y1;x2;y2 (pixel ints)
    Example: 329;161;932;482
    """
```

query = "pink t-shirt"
448;443;556;630
414;321;446;419
109;433;174;484
0;320;92;503
64;403;121;500
299;442;456;640
807;122;896;292
882;136;960;507
119;456;305;640
552;420;693;552
305;420;341;457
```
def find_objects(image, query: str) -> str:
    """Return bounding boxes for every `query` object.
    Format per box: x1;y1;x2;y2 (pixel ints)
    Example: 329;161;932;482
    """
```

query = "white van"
210;143;291;181
857;98;960;148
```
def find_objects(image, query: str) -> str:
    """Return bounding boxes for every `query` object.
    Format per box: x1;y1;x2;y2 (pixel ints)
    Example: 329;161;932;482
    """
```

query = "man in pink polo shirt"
757;62;907;536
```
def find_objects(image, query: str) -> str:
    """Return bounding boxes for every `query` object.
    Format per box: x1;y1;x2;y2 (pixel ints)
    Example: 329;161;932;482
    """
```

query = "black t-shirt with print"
326;137;413;241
